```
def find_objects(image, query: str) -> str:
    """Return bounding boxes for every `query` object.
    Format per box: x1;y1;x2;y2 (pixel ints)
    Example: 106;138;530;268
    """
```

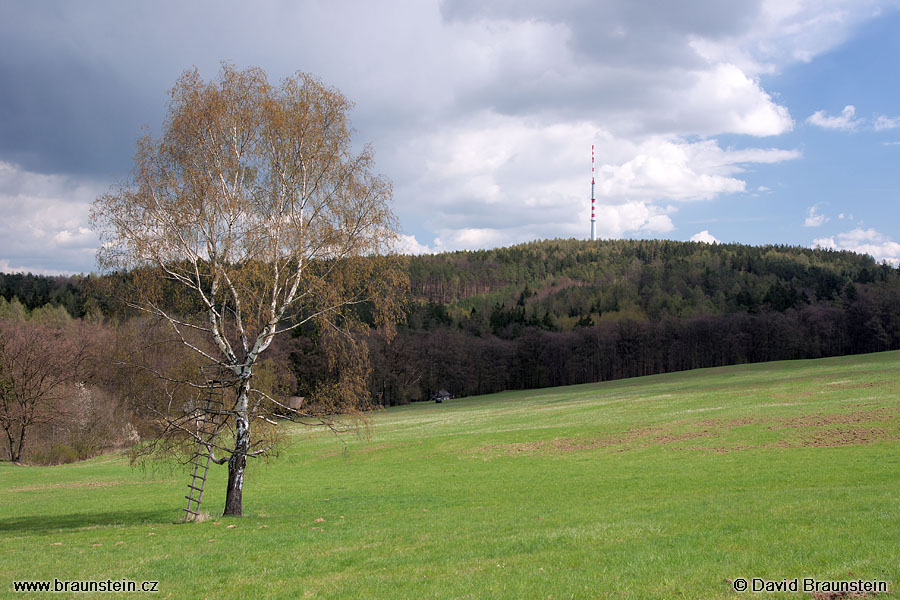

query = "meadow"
3;351;900;599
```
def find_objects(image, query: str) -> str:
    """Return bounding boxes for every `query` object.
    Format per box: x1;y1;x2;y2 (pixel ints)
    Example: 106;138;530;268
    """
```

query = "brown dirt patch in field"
698;416;769;428
470;406;900;456
726;416;761;426
792;426;900;448
701;406;900;432
689;425;900;453
767;407;898;430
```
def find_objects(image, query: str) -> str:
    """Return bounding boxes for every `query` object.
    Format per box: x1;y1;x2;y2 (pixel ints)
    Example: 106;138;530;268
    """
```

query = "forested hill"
4;239;900;406
403;239;890;331
3;239;888;325
365;239;900;405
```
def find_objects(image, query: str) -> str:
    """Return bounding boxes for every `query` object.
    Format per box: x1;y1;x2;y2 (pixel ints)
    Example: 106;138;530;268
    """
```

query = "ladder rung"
184;392;220;518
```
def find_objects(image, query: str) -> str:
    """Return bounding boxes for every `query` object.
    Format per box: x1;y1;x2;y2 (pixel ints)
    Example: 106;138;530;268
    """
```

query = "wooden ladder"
183;382;226;521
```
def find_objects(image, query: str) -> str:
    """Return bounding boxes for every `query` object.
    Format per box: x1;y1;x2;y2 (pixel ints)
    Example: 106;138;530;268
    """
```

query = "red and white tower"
590;145;596;241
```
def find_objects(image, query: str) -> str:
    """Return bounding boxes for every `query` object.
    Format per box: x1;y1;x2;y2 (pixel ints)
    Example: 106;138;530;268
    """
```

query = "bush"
32;444;79;465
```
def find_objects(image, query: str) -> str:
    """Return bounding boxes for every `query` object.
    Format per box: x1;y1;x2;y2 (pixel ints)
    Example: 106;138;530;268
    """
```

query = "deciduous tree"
91;64;402;516
0;319;91;463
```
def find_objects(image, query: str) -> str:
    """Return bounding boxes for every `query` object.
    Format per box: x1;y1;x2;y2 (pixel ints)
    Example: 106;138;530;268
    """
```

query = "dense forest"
0;272;96;317
360;239;900;404
4;238;900;413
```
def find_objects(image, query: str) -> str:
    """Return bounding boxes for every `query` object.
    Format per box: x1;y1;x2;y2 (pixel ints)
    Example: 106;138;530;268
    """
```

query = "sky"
2;0;900;275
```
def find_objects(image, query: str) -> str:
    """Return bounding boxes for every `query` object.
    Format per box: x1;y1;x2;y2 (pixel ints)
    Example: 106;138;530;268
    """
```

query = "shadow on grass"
0;510;173;533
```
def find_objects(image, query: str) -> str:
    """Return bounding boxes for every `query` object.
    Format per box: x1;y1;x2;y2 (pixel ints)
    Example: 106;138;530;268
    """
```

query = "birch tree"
91;64;401;516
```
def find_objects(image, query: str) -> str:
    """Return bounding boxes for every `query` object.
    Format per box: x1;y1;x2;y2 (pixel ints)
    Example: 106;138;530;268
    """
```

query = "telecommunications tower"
590;145;596;241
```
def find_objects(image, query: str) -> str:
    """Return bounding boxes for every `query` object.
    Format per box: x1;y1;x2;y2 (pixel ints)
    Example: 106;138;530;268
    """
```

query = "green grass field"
3;351;900;599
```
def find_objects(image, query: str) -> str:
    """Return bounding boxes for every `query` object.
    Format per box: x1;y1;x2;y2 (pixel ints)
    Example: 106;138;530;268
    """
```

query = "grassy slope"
3;352;900;599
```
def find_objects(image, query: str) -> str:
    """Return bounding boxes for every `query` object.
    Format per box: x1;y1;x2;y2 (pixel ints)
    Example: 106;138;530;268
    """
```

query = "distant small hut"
281;396;304;417
433;389;451;403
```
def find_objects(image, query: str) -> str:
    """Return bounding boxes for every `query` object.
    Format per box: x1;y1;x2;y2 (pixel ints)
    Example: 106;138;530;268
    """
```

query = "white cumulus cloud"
395;234;434;255
0;161;106;274
805;107;900;132
813;227;900;265
394;113;800;250
806;105;863;131
803;205;829;227
874;115;900;131
690;230;721;244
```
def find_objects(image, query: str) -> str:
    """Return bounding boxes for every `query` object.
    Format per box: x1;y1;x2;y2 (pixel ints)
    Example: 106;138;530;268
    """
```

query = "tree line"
366;239;900;404
5;238;900;420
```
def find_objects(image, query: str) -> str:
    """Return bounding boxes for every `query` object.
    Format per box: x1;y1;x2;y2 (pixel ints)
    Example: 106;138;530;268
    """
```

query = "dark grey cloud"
0;53;152;176
440;0;760;64
0;3;172;176
0;1;441;178
435;0;766;130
